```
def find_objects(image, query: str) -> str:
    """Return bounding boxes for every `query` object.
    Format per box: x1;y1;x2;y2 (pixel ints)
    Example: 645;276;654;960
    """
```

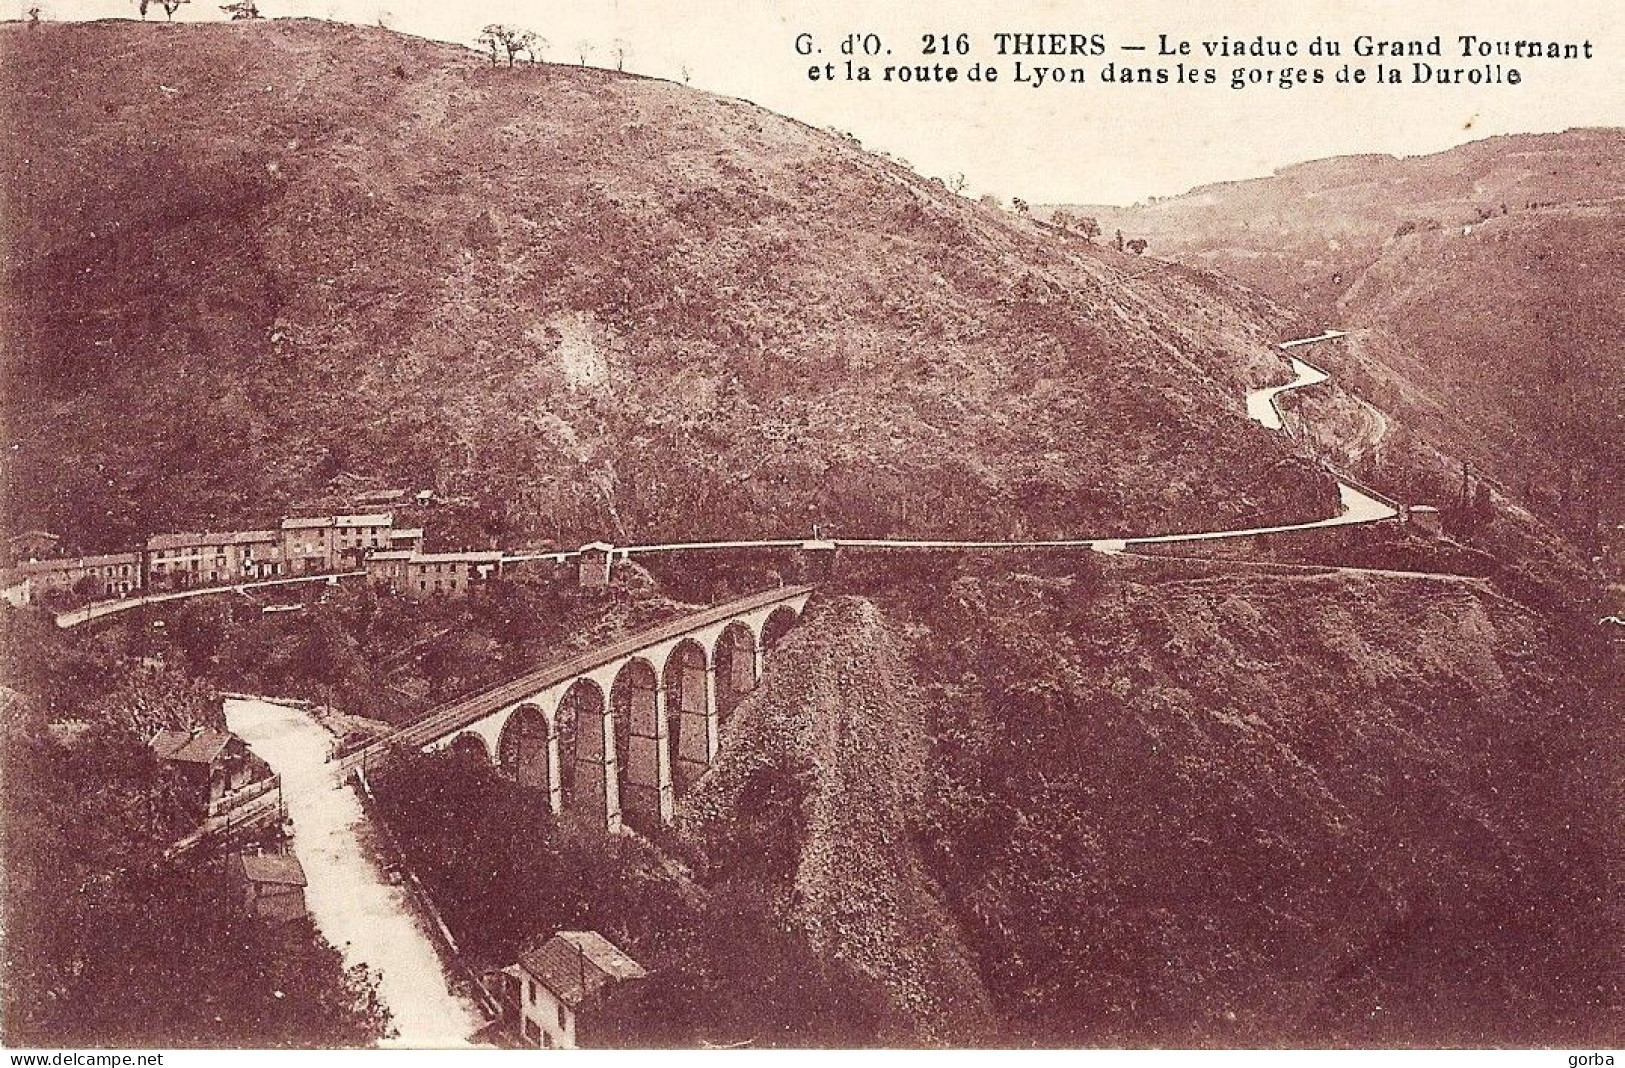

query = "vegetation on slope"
679;595;997;1045
854;555;1621;1046
370;746;895;1047
3;19;1334;554
119;568;694;726
1052;130;1625;541
0;613;390;1047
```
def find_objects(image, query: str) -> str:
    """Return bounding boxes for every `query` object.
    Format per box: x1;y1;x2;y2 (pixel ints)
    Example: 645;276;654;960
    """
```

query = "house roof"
235;852;307;886
14;558;70;575
412;551;503;564
150;727;238;765
281;516;333;530
516;931;647;1009
335;512;393;528
78;552;140;567
148;531;224;551
389;527;425;540
17;551;139;574
367;550;415;561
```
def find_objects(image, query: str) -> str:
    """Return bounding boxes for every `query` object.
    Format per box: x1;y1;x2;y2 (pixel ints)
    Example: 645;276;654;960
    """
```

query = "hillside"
1050;130;1625;540
679;595;995;1045
1053;130;1625;315
845;556;1623;1046
5;17;1622;1052
2;19;1342;553
1333;208;1623;544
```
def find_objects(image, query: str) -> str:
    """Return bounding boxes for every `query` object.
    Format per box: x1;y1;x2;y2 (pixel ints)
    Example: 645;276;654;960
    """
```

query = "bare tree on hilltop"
611;38;630;71
135;0;189;20
576;38;594;66
220;0;260;18
478;24;539;67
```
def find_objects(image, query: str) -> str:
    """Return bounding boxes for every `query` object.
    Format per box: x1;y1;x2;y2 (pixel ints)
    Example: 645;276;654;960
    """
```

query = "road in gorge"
60;332;1398;630
224;698;485;1048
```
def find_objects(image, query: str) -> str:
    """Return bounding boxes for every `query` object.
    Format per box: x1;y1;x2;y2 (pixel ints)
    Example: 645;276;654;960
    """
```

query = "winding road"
60;331;1397;630
581;331;1396;559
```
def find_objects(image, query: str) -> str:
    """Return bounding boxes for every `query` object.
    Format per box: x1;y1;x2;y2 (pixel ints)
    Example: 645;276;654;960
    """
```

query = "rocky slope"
679;595;995;1045
1049;130;1625;541
1;19;1339;551
856;555;1622;1046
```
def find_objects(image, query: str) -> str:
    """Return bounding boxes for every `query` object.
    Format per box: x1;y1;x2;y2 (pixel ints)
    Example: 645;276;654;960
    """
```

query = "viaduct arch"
342;585;813;834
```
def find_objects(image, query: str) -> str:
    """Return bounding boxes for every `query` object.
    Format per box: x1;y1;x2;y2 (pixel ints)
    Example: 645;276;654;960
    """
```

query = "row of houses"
4;517;523;608
8;512;428;603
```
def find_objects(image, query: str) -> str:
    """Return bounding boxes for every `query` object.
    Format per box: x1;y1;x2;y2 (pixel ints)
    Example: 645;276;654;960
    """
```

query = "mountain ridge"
3;18;1349;554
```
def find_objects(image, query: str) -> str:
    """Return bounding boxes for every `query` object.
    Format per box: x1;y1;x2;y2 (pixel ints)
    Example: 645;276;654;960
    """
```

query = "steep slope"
1333;207;1624;543
1;19;1337;552
679;595;995;1046
1051;129;1625;315
1046;130;1625;540
878;556;1623;1046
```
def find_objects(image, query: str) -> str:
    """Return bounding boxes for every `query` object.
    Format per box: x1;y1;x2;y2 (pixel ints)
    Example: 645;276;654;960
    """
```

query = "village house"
404;550;504;598
17;551;142;600
363;549;415;592
1;571;32;607
145;531;280;590
280;516;333;574
228;852;308;924
334;512;394;567
577;542;616;587
280;513;394;573
229;530;285;580
487;931;648;1049
149;726;264;815
387;527;425;554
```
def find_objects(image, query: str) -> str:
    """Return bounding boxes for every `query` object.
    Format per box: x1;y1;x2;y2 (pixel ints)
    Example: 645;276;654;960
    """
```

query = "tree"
946;172;968;195
576;39;594;66
611;38;630;71
220;0;260;17
1126;238;1148;255
680;63;692;84
25;5;43;24
1011;197;1030;215
157;0;187;19
1049;212;1101;242
1114;228;1124;251
478;24;537;68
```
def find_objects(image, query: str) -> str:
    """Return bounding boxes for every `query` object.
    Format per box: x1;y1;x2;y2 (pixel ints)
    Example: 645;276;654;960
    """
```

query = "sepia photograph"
0;0;1620;1057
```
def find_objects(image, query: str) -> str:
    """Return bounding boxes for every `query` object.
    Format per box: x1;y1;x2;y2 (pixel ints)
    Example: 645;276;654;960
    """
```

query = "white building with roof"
489;931;648;1049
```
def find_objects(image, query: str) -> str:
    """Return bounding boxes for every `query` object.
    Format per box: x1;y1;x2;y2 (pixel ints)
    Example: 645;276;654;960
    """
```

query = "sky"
25;0;1625;204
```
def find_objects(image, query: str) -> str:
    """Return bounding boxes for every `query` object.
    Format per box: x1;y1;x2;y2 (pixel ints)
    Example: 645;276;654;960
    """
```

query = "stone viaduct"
340;585;814;834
